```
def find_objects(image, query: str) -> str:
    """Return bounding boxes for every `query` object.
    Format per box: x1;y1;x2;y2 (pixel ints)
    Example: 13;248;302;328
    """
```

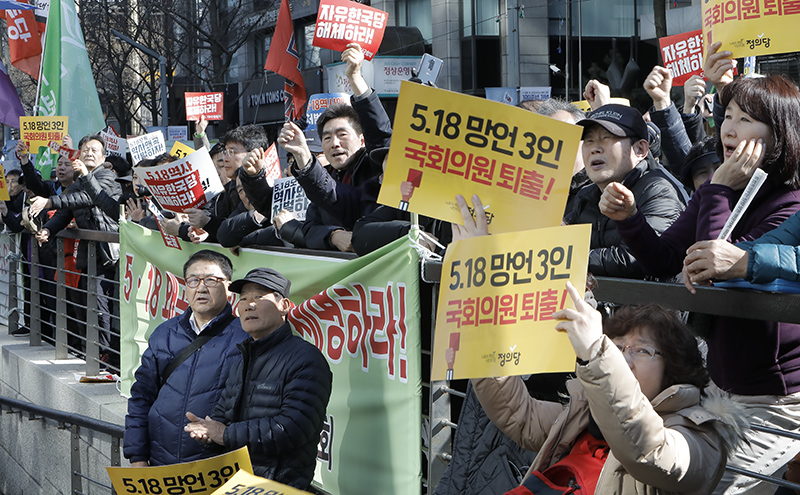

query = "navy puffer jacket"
212;323;332;489
124;305;248;465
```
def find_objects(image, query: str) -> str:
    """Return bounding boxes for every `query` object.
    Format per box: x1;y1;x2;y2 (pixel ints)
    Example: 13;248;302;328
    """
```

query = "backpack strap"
160;314;236;388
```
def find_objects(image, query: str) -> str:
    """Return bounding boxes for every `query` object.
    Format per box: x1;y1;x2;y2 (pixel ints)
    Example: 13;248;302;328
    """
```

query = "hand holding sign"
704;41;737;91
553;281;603;362
683;75;707;114
452;194;490;242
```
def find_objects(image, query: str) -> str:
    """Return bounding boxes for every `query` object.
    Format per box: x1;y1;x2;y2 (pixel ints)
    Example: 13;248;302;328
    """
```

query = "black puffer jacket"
43;166;122;270
434;382;538;495
212;324;332;489
563;155;688;278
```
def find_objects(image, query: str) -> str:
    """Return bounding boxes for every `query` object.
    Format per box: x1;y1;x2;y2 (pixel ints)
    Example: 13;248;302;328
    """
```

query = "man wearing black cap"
564;103;687;278
185;267;332;490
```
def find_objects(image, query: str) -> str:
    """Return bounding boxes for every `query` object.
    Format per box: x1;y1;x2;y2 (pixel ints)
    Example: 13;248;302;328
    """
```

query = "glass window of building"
396;0;433;43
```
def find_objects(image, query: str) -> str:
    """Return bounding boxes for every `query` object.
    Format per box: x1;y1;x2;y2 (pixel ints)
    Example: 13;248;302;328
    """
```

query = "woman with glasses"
472;283;747;495
454;195;747;494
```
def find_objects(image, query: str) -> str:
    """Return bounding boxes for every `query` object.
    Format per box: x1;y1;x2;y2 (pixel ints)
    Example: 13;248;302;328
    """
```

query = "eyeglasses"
222;148;248;158
185;276;226;288
614;343;662;360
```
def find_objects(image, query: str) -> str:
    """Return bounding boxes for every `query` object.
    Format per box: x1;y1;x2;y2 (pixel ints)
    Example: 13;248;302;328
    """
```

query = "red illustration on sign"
312;0;388;61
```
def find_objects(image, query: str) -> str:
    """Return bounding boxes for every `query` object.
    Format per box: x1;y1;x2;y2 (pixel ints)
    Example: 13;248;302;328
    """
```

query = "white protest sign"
128;131;166;165
271;177;311;221
100;129;128;158
138;148;223;213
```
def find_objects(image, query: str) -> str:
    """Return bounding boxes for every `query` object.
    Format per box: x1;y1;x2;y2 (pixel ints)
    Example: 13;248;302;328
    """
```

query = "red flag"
264;0;307;121
5;0;42;80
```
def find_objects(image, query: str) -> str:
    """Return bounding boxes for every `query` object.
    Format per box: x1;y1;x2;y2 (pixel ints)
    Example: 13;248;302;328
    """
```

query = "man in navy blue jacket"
185;267;332;489
124;250;248;466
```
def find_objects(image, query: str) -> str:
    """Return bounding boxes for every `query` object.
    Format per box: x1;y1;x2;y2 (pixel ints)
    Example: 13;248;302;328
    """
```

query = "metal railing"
2;229;121;376
0;394;124;495
5;229;800;493
421;260;800;493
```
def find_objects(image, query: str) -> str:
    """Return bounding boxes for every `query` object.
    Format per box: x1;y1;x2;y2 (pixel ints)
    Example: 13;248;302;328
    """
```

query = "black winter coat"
43;166;122;270
212;324;332;489
563;155;688;278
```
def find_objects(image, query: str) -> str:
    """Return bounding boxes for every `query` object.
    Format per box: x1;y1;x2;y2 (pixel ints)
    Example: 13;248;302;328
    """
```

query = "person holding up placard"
185;125;269;243
276;42;391;252
600;72;800;494
452;194;747;495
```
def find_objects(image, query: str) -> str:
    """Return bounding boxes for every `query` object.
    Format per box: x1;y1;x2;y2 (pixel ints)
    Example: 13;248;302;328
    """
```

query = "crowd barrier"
4;225;800;494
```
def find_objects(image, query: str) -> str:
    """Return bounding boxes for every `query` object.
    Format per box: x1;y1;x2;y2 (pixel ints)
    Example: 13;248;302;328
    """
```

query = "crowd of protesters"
4;37;800;494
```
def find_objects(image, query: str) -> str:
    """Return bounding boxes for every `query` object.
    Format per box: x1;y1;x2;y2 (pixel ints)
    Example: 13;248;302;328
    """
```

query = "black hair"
183;249;233;281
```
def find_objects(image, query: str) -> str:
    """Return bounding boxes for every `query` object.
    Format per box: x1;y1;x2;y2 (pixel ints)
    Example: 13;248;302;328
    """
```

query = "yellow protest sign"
210;470;312;495
19;116;68;155
702;0;798;58
107;447;253;495
0;165;9;201
171;141;196;159
571;98;630;112
432;224;591;380
378;81;581;234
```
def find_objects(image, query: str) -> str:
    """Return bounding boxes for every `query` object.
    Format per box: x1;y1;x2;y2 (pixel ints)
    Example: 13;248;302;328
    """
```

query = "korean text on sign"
432;224;591;380
208;469;315;495
140;147;224;213
272;177;311;221
185;92;224;121
378;81;580;234
106;447;252;495
128;131;167;166
658;30;704;86
20;116;68;155
703;0;800;58
312;0;388;60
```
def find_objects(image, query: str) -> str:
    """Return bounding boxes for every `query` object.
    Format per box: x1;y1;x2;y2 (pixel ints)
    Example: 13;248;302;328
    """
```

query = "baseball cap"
229;267;291;298
577;104;648;142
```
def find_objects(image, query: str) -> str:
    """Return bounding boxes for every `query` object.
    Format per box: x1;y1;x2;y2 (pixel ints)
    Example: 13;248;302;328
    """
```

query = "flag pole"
32;0;50;117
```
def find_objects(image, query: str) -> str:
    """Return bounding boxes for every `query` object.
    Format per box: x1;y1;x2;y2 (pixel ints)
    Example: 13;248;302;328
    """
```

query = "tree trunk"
654;0;667;38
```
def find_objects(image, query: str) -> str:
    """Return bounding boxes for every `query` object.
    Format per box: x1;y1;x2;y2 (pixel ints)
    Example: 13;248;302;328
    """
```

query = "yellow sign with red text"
210;470;312;495
0;165;10;201
378;81;581;234
107;447;253;495
19;116;68;156
702;0;799;58
432;224;590;380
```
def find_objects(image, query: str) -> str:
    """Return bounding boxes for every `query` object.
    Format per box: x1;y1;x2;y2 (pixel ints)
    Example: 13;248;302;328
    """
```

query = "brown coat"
473;336;747;495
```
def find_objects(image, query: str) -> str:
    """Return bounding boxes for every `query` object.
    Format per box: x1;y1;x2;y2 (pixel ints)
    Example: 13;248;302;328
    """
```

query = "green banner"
38;0;106;141
119;221;422;495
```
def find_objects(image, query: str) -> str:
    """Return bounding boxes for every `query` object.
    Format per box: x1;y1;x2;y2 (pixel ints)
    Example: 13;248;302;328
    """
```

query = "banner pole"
32;0;51;117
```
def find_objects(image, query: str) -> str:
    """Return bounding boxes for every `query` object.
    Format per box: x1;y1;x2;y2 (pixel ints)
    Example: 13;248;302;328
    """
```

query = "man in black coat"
185;267;332;490
564;104;688;278
274;42;392;252
33;134;122;364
